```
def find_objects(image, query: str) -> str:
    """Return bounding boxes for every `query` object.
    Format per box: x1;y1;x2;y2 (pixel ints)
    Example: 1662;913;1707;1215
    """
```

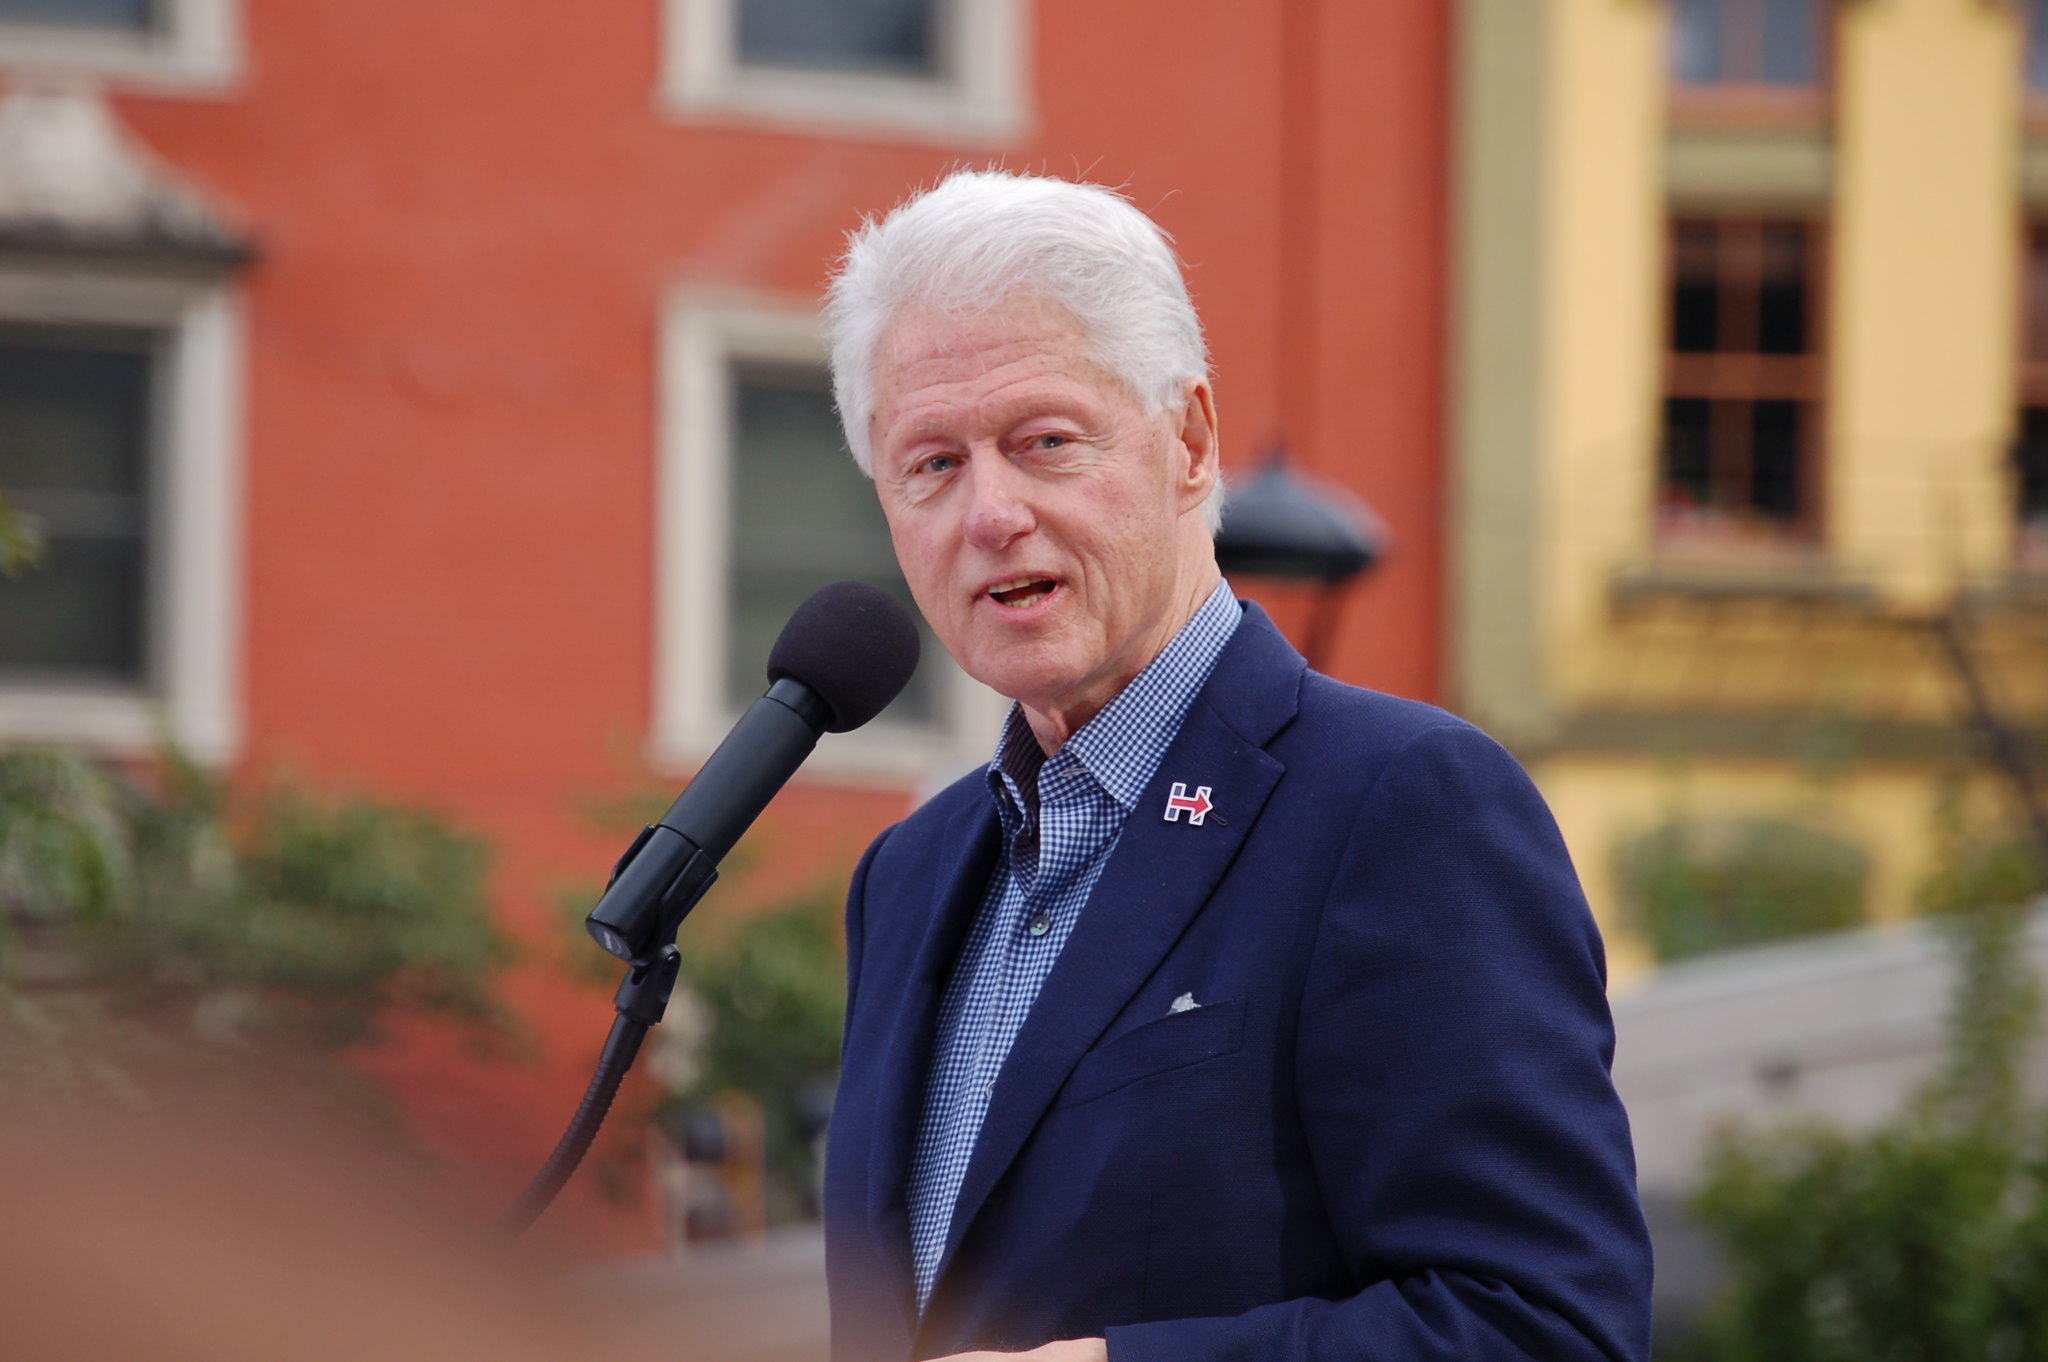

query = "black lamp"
1214;452;1385;669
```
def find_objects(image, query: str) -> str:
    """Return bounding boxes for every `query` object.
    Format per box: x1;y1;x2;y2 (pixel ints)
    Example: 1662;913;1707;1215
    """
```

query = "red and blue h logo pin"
1164;782;1214;826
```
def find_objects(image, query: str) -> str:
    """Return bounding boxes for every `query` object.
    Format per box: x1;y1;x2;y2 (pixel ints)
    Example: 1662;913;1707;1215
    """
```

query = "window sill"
0;14;239;93
0;682;206;758
1612;554;1875;610
661;68;1026;145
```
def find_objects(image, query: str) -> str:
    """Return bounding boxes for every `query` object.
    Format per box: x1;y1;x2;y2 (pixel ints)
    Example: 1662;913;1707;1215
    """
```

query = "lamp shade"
1214;455;1384;582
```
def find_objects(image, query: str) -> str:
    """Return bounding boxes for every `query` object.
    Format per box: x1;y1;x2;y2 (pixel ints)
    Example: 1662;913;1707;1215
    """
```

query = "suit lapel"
866;797;1000;1336
923;605;1305;1308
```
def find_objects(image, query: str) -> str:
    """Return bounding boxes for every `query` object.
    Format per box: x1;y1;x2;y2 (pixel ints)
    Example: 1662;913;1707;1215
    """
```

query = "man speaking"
819;171;1652;1362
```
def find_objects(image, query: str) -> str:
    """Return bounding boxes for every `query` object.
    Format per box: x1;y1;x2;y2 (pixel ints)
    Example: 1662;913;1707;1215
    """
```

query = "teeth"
988;578;1054;607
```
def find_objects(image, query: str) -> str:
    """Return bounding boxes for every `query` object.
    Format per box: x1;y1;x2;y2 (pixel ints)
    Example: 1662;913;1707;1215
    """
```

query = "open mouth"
987;577;1057;608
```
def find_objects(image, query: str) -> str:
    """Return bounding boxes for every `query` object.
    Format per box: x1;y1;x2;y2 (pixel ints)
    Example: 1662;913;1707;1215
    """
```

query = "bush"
0;744;511;1055
672;882;846;1222
1619;817;1868;962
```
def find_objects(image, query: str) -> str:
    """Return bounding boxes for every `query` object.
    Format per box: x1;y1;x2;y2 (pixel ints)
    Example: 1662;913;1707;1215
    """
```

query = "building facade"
0;0;1449;1242
1454;0;2048;984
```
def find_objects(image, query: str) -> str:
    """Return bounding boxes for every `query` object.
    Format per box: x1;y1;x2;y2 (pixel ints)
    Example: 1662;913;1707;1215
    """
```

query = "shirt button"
1028;913;1051;937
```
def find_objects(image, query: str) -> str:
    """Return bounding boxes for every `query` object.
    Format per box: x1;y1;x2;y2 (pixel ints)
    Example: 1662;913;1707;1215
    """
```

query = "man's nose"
961;455;1036;550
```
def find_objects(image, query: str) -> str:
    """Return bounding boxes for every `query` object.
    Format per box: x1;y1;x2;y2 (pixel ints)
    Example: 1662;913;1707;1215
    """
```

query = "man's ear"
1173;377;1221;513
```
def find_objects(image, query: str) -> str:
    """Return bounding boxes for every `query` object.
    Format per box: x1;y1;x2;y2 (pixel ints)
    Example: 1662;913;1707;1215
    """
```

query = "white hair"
825;170;1223;532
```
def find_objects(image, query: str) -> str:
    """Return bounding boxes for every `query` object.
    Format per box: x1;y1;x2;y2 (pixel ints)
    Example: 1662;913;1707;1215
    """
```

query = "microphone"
584;580;921;963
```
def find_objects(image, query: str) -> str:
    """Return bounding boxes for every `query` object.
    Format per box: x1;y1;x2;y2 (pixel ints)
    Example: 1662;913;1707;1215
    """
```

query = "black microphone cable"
503;581;920;1236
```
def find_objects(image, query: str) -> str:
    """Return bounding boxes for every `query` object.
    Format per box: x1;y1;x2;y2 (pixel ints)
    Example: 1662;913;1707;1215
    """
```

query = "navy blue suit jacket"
824;604;1652;1361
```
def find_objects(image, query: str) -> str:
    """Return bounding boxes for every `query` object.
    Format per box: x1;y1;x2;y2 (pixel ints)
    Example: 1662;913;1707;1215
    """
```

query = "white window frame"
0;0;239;91
655;292;1002;784
660;0;1028;144
0;265;243;761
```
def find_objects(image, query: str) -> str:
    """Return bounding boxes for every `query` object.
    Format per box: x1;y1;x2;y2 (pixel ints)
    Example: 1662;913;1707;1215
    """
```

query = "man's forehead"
871;298;1140;421
878;294;1081;364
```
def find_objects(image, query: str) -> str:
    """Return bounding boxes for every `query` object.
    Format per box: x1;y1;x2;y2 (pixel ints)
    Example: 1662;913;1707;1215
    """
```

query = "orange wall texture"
61;0;1446;1246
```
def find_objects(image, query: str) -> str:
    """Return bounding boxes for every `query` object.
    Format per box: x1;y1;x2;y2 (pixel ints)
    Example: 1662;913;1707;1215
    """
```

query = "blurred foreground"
0;1088;676;1362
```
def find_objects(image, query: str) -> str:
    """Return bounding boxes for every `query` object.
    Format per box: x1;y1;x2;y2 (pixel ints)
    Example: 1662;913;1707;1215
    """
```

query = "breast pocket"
1055;997;1248;1109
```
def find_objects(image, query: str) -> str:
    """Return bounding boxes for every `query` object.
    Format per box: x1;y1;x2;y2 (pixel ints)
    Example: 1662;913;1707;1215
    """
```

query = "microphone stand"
500;868;685;1237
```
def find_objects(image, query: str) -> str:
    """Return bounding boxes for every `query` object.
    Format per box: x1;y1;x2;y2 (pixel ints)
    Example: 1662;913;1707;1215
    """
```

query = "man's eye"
1030;434;1068;450
920;454;959;474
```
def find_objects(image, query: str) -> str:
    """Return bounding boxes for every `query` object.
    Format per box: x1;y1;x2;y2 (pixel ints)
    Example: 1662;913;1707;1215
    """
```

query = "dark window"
2016;227;2048;569
737;0;939;78
0;0;155;31
726;361;939;725
1671;223;1721;353
0;327;156;683
1756;224;1810;355
1671;0;1824;89
2017;408;2048;539
1659;219;1824;544
1750;400;1804;521
1672;223;1808;358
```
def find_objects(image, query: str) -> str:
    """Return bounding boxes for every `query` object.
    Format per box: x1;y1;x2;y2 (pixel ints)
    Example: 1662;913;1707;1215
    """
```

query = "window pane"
0;330;154;684
0;331;153;493
0;537;147;676
1661;398;1715;513
1756;224;1810;356
1749;400;1803;522
1672;0;1724;83
1759;0;1817;86
1671;222;1721;353
2028;230;2048;367
0;0;154;30
2019;407;2048;526
737;0;938;77
726;361;939;726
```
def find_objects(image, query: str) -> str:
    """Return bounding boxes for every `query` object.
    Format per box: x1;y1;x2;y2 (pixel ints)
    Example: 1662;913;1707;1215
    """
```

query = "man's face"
869;296;1219;745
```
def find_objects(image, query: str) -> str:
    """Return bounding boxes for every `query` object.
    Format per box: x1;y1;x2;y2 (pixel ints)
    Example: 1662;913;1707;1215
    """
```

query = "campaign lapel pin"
1164;782;1213;826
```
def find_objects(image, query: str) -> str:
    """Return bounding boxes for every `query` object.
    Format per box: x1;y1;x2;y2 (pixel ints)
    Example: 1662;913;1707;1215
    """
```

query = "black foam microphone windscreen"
768;580;923;732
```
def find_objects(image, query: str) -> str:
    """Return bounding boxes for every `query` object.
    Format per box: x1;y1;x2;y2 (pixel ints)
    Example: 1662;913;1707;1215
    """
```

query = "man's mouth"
986;577;1057;608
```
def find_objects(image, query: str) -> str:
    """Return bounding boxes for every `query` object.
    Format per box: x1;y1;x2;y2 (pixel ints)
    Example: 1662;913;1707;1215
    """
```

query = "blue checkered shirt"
905;580;1242;1308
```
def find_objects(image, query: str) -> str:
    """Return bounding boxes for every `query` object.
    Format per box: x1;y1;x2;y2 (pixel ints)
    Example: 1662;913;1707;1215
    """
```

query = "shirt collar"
983;579;1242;826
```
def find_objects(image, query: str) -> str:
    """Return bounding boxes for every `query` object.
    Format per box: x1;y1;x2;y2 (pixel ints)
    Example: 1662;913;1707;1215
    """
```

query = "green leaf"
0;492;44;579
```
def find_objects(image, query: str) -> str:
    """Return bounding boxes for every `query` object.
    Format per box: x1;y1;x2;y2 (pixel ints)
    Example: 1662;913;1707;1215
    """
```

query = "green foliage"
671;882;847;1222
0;743;511;1052
1619;816;1869;962
0;746;131;937
0;491;42;579
676;881;846;1117
1687;810;2048;1362
1693;1116;2046;1362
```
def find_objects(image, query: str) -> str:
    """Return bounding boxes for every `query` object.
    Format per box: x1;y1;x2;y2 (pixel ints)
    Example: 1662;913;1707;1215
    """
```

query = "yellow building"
1452;0;2048;985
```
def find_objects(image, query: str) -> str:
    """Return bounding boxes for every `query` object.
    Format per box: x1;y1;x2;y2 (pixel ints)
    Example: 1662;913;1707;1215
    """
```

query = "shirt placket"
969;759;1083;1099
